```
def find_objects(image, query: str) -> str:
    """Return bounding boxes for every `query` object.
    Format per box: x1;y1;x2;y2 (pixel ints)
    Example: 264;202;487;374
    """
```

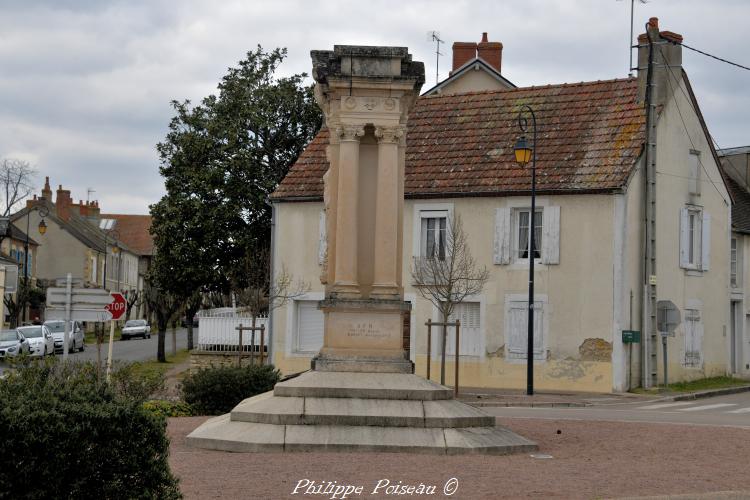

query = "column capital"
374;126;404;144
336;124;366;142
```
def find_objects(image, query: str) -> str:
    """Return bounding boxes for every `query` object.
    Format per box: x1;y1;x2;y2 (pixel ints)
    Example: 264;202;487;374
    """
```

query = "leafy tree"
150;46;321;319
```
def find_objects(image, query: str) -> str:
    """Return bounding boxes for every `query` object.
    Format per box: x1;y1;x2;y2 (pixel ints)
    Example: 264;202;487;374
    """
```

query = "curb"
670;385;750;401
464;401;590;408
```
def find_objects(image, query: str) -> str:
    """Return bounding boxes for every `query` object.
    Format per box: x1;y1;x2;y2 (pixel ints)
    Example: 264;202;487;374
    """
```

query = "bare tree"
410;215;489;383
235;246;309;360
0;158;36;216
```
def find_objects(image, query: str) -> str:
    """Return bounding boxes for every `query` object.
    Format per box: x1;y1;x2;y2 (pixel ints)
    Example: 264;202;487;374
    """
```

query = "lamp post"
22;205;49;323
514;105;537;396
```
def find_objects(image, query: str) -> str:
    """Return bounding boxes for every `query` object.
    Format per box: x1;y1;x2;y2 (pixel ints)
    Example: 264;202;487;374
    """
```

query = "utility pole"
643;22;658;389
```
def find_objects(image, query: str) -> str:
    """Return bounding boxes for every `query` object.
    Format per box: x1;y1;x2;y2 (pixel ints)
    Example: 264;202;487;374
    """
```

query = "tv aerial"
427;31;445;85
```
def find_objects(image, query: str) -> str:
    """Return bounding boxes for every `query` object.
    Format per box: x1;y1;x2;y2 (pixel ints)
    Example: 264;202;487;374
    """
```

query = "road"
0;327;189;374
484;391;750;428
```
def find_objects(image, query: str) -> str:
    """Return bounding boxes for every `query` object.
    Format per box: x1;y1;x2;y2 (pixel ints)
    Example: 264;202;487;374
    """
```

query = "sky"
1;0;749;214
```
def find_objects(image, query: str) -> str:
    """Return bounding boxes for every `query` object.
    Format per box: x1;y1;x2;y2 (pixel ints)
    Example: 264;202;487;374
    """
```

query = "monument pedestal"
312;298;413;374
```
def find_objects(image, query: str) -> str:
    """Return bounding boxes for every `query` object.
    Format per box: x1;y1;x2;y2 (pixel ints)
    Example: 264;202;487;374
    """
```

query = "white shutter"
541;206;560;265
507;304;527;358
679;208;689;268
318;210;327;266
701;211;711;271
296;301;324;352
532;302;543;357
446;302;481;356
493;208;511;265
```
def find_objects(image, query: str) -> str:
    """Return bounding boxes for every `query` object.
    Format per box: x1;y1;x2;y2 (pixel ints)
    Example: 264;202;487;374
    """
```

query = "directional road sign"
46;287;114;322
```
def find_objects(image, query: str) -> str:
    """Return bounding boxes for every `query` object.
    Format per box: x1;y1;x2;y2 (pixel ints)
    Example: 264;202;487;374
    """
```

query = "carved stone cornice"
374;126;404;145
336;125;366;142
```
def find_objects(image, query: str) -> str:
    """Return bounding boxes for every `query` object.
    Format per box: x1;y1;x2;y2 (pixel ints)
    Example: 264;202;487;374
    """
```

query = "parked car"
121;320;150;340
0;330;30;358
17;325;55;357
43;320;85;353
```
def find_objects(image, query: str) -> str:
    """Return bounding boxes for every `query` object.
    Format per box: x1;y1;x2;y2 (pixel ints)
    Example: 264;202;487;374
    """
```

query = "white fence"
197;314;268;352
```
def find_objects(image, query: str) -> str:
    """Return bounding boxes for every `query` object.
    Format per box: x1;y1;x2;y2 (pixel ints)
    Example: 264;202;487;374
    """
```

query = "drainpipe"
266;197;276;365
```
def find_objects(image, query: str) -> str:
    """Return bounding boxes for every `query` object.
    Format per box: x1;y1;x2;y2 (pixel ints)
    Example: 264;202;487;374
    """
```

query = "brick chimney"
451;41;477;73
477;32;503;72
56;184;72;221
637;17;683;106
41;176;52;201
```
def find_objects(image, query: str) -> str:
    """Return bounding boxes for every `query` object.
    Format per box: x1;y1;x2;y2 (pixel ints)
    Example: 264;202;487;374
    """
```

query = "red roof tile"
100;214;154;256
272;78;645;200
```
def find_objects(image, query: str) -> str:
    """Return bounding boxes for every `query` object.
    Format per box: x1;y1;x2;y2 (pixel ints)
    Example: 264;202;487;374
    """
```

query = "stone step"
274;371;452;400
186;416;538;455
230;392;494;428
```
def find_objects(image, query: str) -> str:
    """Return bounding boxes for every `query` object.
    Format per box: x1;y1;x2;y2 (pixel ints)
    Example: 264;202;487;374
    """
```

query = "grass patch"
129;349;191;380
630;375;749;394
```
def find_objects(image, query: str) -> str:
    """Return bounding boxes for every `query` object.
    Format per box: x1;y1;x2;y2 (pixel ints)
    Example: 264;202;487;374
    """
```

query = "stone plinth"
187;371;537;455
313;299;413;373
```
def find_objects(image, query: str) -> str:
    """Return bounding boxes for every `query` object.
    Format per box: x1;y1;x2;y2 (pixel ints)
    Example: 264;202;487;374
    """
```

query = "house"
0;224;39;324
11;178;140;297
718;146;750;375
268;18;734;392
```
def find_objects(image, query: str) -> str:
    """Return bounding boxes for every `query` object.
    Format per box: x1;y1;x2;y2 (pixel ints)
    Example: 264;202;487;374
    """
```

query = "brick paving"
168;416;750;499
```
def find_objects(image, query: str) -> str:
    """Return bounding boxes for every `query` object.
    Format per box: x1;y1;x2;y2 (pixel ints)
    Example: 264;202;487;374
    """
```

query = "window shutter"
493;208;511;265
679;208;689;268
318;210;327;266
701;211;711;271
296;301;324;352
507;304;527;357
541;206;560;265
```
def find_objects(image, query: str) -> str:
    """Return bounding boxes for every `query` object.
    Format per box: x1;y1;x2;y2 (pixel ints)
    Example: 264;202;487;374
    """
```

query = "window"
294;300;324;353
688;150;701;196
731;238;738;287
436;301;482;357
516;209;542;260
679;207;710;271
420;211;447;259
505;299;545;361
495;206;559;265
683;308;703;368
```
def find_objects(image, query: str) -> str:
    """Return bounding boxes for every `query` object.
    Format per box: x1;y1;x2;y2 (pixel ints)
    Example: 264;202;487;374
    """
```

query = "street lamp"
22;205;49;323
515;105;537;396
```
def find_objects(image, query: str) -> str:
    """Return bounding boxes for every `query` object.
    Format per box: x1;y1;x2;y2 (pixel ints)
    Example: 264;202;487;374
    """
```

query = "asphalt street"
0;327;189;374
484;391;750;428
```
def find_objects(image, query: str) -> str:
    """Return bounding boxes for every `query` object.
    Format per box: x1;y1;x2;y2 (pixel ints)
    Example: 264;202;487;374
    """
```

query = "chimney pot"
481;32;488;43
649;17;659;29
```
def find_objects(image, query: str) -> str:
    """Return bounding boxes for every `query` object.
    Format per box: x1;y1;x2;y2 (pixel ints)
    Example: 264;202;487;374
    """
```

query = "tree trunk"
187;322;194;351
157;327;166;362
171;321;177;356
440;313;447;386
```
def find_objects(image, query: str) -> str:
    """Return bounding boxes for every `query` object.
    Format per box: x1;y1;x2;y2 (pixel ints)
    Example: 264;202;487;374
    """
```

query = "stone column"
332;124;365;297
371;125;404;299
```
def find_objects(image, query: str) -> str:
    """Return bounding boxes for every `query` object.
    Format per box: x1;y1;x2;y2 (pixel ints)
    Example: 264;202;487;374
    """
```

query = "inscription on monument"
346;321;388;339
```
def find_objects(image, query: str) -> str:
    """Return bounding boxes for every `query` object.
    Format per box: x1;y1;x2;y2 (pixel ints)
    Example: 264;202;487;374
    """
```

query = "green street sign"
622;330;641;343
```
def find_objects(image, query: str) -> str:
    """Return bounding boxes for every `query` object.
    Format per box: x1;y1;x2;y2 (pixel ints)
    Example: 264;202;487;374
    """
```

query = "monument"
187;45;537;454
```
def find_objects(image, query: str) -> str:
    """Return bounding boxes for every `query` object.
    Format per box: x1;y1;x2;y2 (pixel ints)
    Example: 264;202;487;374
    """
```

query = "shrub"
143;399;194;419
110;360;165;401
0;360;181;499
181;363;280;415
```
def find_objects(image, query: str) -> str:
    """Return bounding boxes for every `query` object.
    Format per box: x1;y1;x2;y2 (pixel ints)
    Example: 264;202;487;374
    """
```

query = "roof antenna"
619;0;648;76
427;31;444;85
86;187;95;203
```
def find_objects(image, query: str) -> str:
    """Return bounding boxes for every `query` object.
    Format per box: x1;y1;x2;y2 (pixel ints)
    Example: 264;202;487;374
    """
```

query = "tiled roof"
724;175;750;234
100;214;154;256
272;78;645;200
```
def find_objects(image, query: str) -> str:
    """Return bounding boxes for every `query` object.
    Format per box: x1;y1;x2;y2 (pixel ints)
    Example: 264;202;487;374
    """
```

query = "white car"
44;320;85;353
17;325;55;357
0;330;30;358
121;320;151;340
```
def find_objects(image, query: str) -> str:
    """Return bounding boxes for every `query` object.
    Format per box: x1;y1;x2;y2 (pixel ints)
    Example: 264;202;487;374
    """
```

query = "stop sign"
105;292;127;320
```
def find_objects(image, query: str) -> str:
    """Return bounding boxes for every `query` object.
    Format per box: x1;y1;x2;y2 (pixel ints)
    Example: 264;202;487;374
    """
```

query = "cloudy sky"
1;0;748;213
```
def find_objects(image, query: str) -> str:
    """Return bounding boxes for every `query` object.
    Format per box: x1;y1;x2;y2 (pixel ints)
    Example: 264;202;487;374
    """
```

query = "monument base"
312;352;414;373
187;371;538;455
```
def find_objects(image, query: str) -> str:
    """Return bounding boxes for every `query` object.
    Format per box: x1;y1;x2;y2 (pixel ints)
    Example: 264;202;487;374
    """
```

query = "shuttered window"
506;300;544;360
295;300;324;353
679;207;710;271
439;301;482;357
683;308;703;367
494;206;560;265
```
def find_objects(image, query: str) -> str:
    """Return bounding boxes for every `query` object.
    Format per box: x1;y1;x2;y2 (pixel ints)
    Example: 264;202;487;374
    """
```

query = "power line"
679;41;750;72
